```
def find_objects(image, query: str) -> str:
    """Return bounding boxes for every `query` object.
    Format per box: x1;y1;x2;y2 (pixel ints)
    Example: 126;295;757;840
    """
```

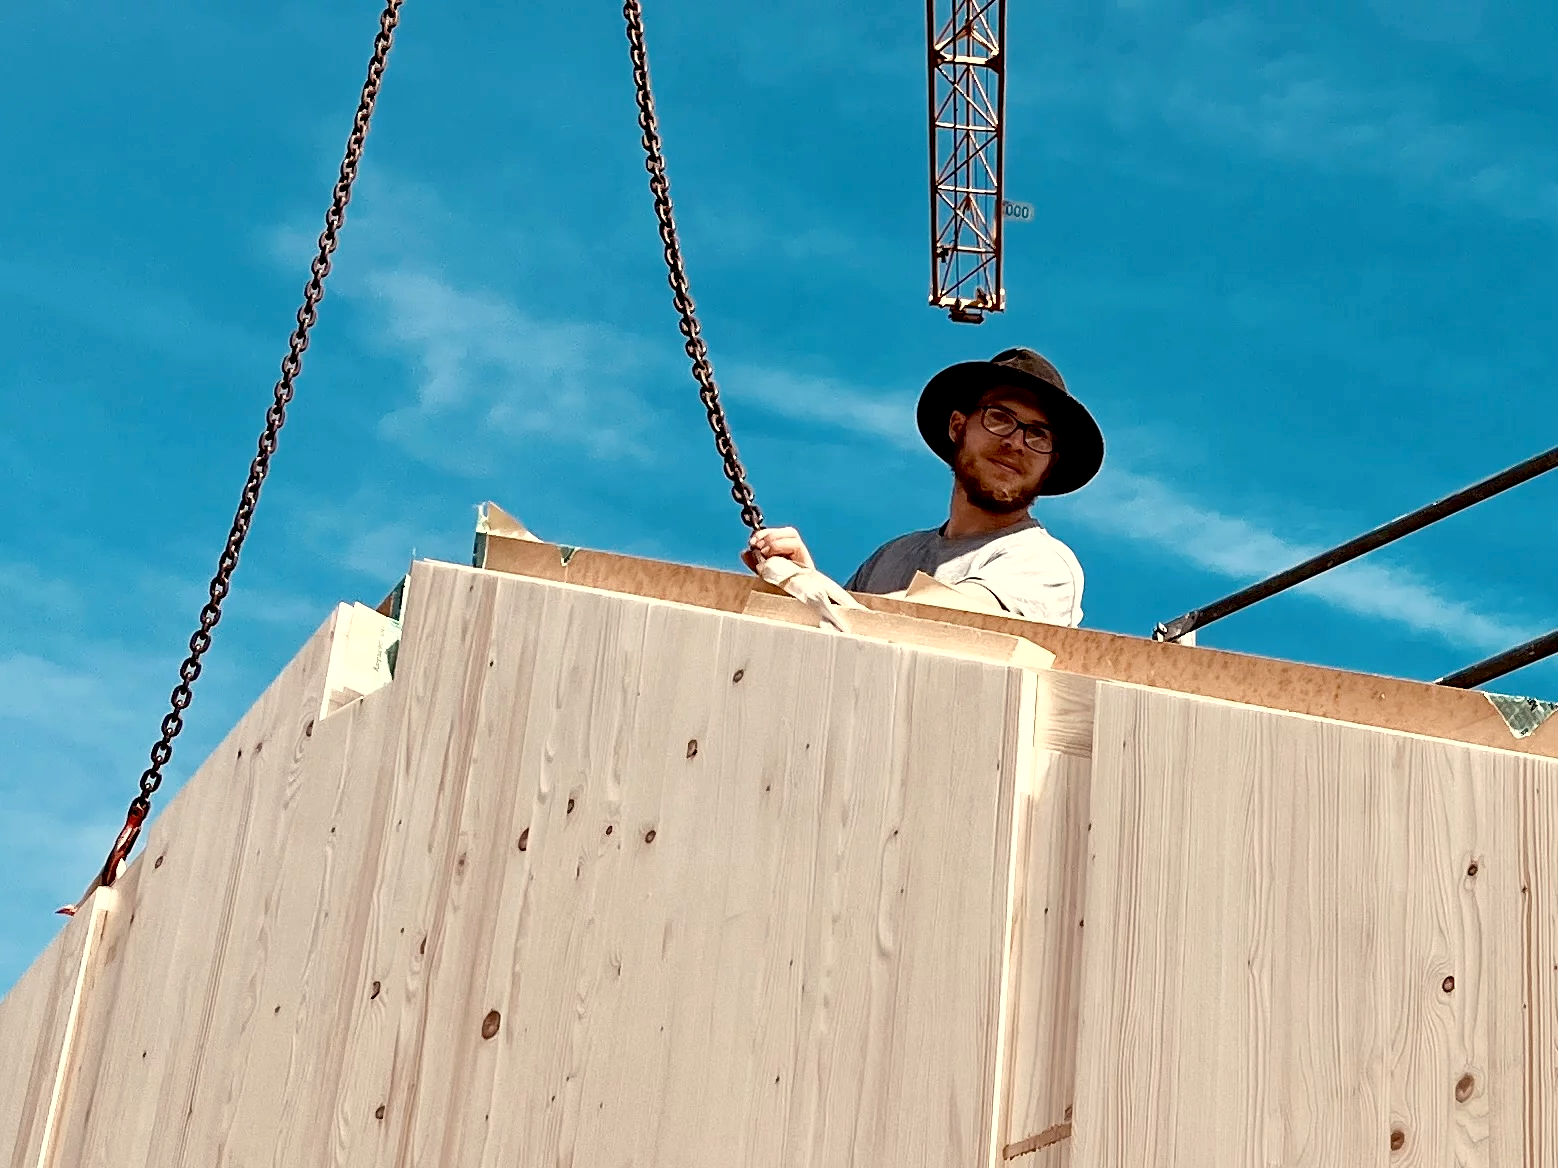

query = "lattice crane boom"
926;0;1006;324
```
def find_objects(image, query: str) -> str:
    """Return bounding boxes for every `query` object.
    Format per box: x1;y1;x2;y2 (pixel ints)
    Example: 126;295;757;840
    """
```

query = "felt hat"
915;347;1104;496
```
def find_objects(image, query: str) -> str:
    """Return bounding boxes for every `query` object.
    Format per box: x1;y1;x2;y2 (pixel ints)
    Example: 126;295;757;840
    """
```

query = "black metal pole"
1154;442;1558;643
1437;628;1558;690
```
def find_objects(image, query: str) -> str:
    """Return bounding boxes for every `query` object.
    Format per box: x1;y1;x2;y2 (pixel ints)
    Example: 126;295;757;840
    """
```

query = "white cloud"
725;363;916;450
1064;467;1539;652
0;559;84;617
364;267;661;474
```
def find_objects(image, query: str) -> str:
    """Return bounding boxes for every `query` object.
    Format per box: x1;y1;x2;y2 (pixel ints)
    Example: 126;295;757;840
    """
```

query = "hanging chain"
89;0;404;895
622;0;765;533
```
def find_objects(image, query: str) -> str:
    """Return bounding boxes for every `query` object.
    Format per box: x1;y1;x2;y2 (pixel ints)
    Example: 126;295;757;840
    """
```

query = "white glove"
751;552;865;632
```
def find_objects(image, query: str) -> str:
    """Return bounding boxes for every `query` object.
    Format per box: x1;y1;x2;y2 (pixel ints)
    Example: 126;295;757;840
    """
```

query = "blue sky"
3;0;1555;992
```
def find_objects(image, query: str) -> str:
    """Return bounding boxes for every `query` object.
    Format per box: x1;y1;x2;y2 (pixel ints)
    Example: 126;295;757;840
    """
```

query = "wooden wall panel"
1000;749;1092;1166
1384;739;1524;1166
17;551;1544;1168
1524;757;1558;1168
349;565;1031;1168
1076;683;1394;1166
0;888;115;1168
476;535;1558;760
15;559;1037;1168
49;606;346;1167
1074;683;1533;1168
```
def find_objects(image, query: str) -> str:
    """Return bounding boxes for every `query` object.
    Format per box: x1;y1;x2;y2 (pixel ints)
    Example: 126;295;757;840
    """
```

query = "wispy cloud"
363;268;661;474
296;495;434;581
0;257;273;372
1062;468;1540;652
725;363;916;450
0;559;85;617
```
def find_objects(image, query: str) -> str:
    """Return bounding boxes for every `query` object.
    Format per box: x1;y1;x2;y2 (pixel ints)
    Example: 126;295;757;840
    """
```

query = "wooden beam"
472;533;1558;759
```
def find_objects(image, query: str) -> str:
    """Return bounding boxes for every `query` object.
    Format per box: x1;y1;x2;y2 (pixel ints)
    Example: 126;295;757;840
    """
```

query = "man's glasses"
978;406;1055;453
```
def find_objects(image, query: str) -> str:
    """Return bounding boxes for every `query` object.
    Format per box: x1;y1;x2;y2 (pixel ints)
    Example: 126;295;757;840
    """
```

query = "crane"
927;0;1006;324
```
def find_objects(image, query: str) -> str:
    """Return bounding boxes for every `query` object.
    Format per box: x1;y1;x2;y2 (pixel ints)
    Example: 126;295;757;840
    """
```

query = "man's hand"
742;526;816;574
741;526;862;631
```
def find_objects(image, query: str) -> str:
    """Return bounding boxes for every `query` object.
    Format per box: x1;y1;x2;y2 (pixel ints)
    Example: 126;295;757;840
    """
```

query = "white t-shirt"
845;518;1084;627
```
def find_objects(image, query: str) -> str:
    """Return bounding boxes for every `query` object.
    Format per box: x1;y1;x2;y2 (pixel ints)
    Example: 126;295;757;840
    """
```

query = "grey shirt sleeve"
953;537;1084;627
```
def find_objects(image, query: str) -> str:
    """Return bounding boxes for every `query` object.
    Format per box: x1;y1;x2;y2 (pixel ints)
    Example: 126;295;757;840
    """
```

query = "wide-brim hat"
916;347;1104;496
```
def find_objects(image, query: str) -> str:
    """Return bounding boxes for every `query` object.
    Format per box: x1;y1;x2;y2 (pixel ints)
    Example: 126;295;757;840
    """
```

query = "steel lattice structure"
927;0;1005;323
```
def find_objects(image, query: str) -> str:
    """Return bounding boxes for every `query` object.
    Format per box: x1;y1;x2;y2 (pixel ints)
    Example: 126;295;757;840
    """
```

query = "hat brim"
916;361;1104;496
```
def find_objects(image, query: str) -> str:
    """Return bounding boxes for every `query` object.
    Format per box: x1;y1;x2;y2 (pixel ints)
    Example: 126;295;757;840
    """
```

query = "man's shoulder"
971;522;1085;592
982;521;1080;562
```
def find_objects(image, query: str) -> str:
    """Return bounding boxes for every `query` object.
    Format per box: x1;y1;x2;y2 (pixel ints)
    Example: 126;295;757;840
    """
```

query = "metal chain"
92;0;404;892
622;0;765;533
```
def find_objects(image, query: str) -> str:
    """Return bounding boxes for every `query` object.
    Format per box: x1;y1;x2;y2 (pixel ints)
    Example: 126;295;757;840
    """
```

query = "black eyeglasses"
978;406;1054;453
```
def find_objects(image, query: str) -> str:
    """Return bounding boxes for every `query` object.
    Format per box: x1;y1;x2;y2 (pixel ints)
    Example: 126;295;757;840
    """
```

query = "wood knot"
644;828;657;844
154;855;165;870
304;720;314;738
566;797;575;815
1455;1073;1475;1103
1442;975;1455;994
1390;1128;1406;1152
1466;860;1479;877
375;1104;386;1120
605;825;614;836
517;828;529;852
481;1010;502;1040
369;980;381;1000
732;669;745;684
686;739;699;759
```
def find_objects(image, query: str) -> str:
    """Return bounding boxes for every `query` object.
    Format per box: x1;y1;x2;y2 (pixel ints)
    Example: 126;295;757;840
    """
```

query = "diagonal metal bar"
1437;629;1558;690
1153;441;1558;643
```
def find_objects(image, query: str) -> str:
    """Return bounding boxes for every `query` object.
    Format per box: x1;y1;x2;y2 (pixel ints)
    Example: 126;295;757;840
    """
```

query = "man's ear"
947;411;967;445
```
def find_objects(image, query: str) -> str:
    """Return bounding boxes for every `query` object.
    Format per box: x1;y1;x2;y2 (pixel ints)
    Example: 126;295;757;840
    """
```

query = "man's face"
947;387;1054;514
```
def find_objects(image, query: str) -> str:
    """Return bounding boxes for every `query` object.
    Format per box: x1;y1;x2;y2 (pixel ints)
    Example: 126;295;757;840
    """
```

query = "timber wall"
2;553;1554;1167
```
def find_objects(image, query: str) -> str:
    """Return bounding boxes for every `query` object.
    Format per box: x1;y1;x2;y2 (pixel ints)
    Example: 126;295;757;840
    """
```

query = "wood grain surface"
0;887;115;1168
1001;749;1092;1167
1073;683;1540;1168
47;604;345;1167
12;563;1036;1168
477;535;1558;760
9;555;1554;1168
1523;755;1558;1168
349;567;1030;1168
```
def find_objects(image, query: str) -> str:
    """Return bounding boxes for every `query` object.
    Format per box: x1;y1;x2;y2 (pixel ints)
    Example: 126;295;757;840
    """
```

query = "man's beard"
953;445;1045;515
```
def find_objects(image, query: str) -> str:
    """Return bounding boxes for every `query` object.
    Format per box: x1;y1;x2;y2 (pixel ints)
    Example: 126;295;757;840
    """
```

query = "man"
744;347;1103;626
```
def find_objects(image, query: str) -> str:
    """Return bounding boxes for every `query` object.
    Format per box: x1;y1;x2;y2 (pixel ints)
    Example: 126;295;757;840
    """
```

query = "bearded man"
744;347;1104;627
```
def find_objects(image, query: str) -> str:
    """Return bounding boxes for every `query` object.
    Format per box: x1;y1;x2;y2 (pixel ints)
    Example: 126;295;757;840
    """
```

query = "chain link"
93;0;404;891
622;0;765;533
